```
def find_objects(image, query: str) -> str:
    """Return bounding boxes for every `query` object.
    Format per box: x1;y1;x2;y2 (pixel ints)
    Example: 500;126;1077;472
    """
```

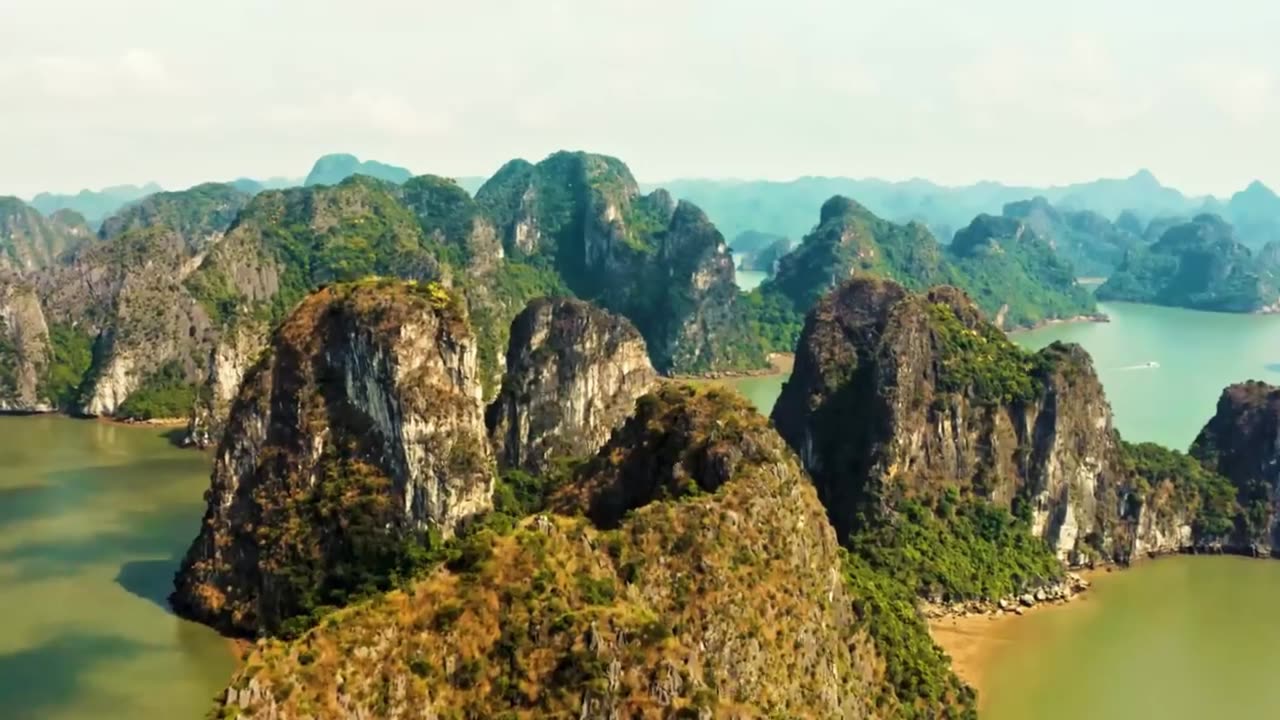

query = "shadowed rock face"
171;281;494;635
772;275;1192;563
212;386;898;719
1192;381;1280;552
486;297;656;474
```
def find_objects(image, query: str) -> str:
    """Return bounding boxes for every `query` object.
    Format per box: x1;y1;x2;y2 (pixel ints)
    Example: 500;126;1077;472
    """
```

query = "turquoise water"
1013;302;1280;449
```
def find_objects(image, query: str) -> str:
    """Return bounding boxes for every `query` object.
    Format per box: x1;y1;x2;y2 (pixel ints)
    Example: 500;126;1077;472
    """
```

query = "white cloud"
1188;59;1277;126
4;49;176;100
263;91;453;138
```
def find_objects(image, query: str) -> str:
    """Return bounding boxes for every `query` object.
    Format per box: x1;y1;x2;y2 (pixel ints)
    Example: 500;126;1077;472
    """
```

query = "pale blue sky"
2;0;1278;197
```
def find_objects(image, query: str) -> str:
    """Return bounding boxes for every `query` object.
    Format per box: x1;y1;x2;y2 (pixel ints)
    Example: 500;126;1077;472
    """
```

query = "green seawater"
979;555;1280;718
720;300;1280;719
0;416;233;720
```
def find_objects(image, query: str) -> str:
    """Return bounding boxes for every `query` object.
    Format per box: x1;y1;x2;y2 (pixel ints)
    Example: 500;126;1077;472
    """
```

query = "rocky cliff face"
476;151;766;374
1191;381;1280;553
487;297;656;474
214;385;920;719
0;274;52;412
771;276;1210;565
171;281;494;635
38;226;214;417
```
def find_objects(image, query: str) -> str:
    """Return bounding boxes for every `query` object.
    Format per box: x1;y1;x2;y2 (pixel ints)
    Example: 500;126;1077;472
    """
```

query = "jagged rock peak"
486;297;656;474
171;279;495;635
1191;381;1280;552
213;384;890;718
772;275;1127;560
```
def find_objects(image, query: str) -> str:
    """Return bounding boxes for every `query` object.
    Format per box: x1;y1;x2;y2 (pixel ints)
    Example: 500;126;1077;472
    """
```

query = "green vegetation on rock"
740;196;1099;357
117;361;198;420
1097;214;1280;312
39;323;93;409
99;182;250;252
850;492;1063;603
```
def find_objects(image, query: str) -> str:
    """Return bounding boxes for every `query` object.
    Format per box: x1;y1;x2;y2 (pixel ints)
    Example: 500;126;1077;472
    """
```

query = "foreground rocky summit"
172;281;495;635
216;385;923;719
486;297;656;474
773;276;1234;568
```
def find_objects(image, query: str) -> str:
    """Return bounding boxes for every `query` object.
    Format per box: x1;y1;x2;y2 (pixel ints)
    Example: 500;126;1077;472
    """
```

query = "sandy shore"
928;567;1114;695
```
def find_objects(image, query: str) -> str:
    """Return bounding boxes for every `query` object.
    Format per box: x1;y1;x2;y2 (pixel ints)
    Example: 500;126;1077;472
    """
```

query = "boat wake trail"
1114;361;1160;371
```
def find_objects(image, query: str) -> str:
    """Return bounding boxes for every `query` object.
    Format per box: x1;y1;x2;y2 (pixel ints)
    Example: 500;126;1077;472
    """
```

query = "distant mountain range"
20;154;486;230
20;161;1280;252
650;171;1280;251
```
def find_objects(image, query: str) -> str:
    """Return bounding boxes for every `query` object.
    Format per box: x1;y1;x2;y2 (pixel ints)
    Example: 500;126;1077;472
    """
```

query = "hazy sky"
3;0;1279;197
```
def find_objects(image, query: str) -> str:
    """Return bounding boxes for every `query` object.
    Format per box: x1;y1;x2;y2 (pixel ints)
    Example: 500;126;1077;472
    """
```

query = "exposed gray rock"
487;298;656;474
172;281;494;635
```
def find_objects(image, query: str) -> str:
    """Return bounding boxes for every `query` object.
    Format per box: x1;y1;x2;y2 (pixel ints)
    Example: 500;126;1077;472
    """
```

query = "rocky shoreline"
922;572;1092;621
1005;312;1110;334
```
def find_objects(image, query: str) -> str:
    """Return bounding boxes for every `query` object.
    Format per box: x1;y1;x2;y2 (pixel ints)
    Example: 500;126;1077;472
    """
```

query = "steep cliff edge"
215;385;961;719
0;274;53;412
772;277;1234;588
171;280;494;635
1191;381;1280;553
487;297;656;474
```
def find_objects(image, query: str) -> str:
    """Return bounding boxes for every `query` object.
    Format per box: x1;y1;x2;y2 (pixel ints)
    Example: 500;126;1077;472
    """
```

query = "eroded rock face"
487;297;656;474
772;276;1140;563
1192;381;1280;553
213;386;900;719
172;281;494;635
0;274;52;412
39;227;213;417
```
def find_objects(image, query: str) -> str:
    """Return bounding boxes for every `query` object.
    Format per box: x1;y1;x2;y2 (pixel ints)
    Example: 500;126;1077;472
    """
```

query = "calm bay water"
980;556;1280;719
0;416;233;719
1014;301;1280;449
719;300;1280;718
